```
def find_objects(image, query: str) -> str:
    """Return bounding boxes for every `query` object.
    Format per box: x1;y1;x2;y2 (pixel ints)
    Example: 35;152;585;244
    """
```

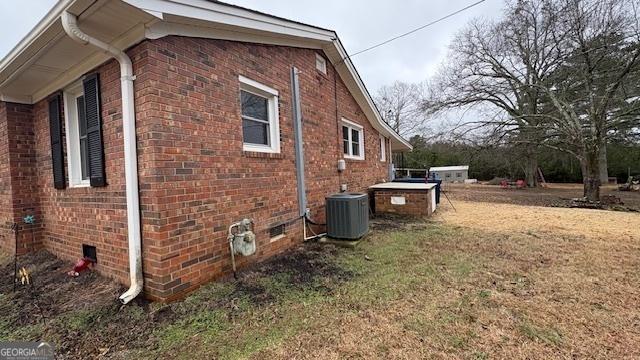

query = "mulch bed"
0;241;352;359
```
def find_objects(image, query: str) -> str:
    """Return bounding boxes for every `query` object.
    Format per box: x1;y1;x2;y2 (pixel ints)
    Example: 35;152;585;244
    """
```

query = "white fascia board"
0;0;74;76
0;94;32;104
123;0;335;41
146;20;326;49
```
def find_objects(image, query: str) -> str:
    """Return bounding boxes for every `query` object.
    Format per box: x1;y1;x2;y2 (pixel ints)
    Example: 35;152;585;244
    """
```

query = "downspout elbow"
61;11;143;304
61;12;134;78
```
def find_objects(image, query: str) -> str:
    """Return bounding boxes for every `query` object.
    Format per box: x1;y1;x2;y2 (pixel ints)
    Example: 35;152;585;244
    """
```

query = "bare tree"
426;0;565;187
535;0;640;201
375;81;430;137
428;0;640;199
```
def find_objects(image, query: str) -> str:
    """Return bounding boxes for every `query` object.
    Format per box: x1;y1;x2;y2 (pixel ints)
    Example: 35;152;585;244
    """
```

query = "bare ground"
445;182;640;210
1;185;639;359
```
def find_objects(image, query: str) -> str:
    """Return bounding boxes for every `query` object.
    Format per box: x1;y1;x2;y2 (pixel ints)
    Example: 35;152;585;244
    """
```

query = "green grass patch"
518;320;563;345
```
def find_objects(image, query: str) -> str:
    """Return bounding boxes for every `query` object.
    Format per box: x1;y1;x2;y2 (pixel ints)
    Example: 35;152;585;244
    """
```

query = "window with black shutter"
48;94;65;189
62;73;105;187
82;74;106;187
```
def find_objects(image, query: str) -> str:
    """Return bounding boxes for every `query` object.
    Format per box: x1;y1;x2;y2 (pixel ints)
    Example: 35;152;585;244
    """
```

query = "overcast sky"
0;0;503;92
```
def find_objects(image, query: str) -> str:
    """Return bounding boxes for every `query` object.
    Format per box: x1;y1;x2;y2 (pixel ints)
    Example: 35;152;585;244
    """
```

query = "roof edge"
0;0;74;73
0;0;412;151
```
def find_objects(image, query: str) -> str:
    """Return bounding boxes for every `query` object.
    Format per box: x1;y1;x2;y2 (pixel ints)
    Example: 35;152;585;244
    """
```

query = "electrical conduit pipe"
61;11;143;304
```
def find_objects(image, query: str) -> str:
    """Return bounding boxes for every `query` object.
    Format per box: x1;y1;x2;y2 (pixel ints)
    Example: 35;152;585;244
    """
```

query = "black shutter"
49;94;65;189
83;73;106;187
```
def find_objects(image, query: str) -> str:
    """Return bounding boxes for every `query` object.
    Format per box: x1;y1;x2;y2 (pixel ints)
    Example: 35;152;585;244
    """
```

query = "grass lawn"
1;198;639;359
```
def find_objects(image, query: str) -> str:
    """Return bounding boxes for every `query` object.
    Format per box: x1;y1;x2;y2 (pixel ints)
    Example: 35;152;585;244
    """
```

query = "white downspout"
61;11;143;304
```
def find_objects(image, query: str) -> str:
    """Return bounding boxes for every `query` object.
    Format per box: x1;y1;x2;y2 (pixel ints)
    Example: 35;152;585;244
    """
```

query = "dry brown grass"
4;190;639;359
439;200;640;242
251;201;640;359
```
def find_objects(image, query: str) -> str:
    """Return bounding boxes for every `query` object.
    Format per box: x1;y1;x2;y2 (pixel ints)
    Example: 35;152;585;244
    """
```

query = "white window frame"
239;75;280;154
315;53;327;74
341;118;365;160
379;135;386;162
63;80;90;188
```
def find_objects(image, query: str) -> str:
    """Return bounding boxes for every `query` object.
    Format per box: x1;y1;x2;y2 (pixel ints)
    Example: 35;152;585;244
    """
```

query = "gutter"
61;11;143;304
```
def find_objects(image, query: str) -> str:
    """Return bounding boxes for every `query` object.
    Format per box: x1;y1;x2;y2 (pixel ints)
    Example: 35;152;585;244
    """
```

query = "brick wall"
29;45;152;284
373;190;433;217
0;102;41;255
0;102;15;253
8;36;391;301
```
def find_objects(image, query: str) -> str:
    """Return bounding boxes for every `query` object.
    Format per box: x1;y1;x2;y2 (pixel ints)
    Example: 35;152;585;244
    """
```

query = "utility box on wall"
326;193;369;239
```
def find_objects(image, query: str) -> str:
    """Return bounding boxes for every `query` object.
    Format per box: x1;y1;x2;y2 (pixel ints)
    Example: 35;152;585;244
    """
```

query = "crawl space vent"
270;224;285;238
82;244;97;263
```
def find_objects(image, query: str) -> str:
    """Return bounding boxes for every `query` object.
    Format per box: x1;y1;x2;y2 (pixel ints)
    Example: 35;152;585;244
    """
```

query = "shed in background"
429;165;469;183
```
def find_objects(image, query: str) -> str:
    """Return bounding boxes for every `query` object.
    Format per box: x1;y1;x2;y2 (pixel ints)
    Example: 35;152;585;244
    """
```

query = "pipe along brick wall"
0;36;391;301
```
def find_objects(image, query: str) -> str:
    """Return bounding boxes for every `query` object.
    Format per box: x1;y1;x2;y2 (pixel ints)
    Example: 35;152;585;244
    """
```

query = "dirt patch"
444;183;640;211
228;242;354;306
0;251;122;327
370;213;430;232
0;241;352;359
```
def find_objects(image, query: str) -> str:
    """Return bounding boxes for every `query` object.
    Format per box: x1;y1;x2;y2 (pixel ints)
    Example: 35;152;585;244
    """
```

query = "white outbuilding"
429;165;469;183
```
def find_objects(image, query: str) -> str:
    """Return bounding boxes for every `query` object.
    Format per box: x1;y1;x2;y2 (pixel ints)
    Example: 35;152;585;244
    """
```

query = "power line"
346;0;487;59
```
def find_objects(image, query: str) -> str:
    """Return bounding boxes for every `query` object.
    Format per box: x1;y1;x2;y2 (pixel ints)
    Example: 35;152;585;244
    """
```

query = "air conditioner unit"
325;193;369;239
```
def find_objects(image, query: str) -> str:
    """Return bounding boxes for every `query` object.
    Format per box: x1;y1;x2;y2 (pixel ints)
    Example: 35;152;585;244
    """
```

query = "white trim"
239;75;280;154
239;75;278;96
341;118;365;160
325;39;412;151
341;118;363;130
429;166;470;172
380;135;386;162
31;24;147;103
0;94;32;104
0;0;74;80
123;0;335;40
63;79;90;188
0;0;412;151
269;234;285;243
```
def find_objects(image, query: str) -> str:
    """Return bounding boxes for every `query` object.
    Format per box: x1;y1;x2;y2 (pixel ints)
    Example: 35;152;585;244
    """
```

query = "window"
445;173;451;178
63;81;89;187
379;135;386;162
341;119;364;160
456;172;462;178
315;53;327;74
239;75;280;153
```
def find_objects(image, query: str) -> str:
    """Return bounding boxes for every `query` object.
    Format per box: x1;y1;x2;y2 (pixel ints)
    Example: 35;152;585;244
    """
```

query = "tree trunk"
523;148;539;187
598;142;608;185
581;155;601;202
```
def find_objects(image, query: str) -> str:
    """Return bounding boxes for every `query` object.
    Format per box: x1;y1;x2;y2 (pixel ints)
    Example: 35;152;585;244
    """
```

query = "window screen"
76;96;89;180
241;90;270;146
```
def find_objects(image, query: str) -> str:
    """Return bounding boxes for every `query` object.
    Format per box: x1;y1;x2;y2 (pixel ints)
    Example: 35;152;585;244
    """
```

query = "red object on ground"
500;180;509;189
68;257;94;277
516;179;526;189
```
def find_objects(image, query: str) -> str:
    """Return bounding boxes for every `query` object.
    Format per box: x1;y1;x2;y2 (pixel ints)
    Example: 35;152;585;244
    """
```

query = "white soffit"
0;0;411;150
0;0;154;103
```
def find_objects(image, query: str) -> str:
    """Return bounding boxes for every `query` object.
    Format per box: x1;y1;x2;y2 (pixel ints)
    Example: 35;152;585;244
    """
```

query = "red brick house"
0;0;411;302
